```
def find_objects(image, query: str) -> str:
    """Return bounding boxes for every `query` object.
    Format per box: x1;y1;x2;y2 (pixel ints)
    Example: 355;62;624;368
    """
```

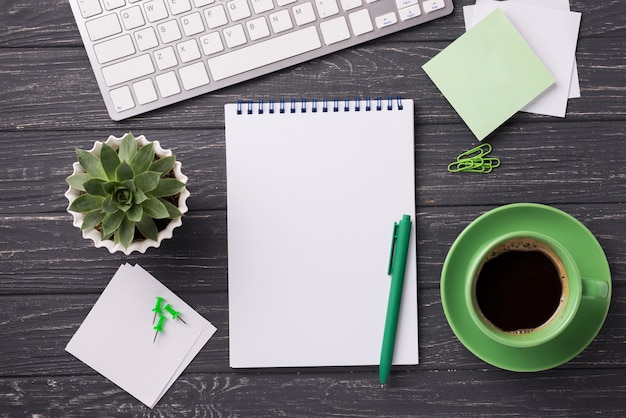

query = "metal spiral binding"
236;96;404;115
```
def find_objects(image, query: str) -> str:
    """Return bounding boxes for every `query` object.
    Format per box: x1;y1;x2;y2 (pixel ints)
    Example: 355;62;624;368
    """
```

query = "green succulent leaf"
118;216;136;248
126;203;143;222
81;210;105;230
116;161;134;182
150;178;186;197
76;149;107;180
121;179;136;193
159;197;183;218
149;156;176;174
136;215;159;241
100;143;121;180
134;187;148;204
102;210;125;237
118;133;138;163
102;194;117;213
135;171;161;193
68;194;105;213
83;178;107;197
142;196;169;219
130;143;155;174
102;181;119;195
66;173;92;192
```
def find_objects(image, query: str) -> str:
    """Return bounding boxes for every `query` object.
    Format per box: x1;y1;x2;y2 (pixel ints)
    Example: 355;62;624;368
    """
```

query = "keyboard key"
251;0;274;14
223;24;247;48
181;12;205;36
103;0;126;11
246;17;271;41
167;0;192;15
340;0;362;11
102;54;155;86
395;0;418;8
423;0;446;13
207;26;321;80
293;2;316;26
375;12;397;28
269;9;293;33
94;34;136;64
227;0;252;21
156;71;181;97
349;9;373;36
199;32;224;55
109;86;135;111
157;20;183;43
121;6;146;30
134;27;159;50
86;13;122;41
315;0;339;18
193;0;215;6
154;46;178;69
133;78;158;104
144;0;169;22
179;62;210;89
205;5;228;28
177;39;201;62
320;16;350;45
277;0;297;5
77;0;102;18
398;5;421;20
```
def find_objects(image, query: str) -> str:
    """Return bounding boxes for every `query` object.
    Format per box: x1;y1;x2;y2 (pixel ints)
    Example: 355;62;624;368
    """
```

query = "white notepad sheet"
225;99;419;368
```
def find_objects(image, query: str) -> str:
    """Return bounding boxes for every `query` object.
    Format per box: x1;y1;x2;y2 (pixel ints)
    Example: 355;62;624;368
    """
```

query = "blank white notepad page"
225;98;418;368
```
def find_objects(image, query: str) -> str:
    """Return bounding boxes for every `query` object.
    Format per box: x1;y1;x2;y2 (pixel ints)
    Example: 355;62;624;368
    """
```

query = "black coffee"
475;239;565;333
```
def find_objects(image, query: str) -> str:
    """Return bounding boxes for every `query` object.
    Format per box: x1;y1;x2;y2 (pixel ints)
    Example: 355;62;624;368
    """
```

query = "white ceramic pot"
65;133;190;255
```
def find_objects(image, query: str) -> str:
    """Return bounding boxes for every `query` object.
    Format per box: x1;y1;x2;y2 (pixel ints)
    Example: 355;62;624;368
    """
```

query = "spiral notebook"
225;97;418;368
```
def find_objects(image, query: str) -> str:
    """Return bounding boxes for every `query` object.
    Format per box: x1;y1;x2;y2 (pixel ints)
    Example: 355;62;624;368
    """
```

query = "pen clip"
387;222;399;276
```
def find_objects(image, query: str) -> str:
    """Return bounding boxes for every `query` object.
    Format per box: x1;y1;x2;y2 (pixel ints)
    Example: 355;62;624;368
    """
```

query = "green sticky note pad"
423;8;555;140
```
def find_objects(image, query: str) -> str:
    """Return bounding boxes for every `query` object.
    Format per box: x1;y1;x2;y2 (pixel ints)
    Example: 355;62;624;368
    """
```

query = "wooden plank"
1;118;625;214
0;287;623;377
1;206;624;294
1;369;625;416
0;37;625;130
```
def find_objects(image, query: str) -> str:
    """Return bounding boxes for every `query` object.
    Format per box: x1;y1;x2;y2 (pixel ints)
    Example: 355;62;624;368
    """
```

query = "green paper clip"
448;158;482;172
448;144;500;174
456;143;492;161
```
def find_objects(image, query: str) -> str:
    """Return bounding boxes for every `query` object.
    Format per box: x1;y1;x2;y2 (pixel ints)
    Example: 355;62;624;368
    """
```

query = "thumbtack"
164;304;187;325
153;313;167;344
152;296;165;324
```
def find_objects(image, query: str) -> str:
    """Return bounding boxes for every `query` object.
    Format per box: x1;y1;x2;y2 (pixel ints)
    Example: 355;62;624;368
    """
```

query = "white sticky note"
66;264;217;408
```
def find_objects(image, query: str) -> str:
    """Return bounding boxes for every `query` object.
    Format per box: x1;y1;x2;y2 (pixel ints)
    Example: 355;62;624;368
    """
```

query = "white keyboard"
69;0;453;120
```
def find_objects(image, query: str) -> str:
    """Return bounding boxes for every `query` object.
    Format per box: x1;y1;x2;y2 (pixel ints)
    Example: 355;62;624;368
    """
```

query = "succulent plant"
66;133;186;249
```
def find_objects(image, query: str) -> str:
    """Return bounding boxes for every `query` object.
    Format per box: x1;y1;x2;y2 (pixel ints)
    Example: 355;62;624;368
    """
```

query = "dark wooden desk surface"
1;0;625;416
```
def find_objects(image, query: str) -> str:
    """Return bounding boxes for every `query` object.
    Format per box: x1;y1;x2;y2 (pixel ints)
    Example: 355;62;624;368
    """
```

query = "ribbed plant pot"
65;133;190;255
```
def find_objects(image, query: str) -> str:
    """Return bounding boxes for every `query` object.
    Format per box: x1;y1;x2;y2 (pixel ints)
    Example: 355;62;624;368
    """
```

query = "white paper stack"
66;264;217;408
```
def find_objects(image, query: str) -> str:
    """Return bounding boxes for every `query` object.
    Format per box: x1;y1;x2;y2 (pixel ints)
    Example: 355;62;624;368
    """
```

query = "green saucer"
440;203;611;372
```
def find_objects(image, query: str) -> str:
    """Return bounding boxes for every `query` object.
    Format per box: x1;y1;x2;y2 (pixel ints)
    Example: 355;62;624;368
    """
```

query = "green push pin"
153;313;166;344
152;296;165;324
164;304;187;325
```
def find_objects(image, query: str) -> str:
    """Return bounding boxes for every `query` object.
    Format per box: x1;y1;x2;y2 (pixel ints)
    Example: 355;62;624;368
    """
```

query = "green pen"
380;214;412;386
